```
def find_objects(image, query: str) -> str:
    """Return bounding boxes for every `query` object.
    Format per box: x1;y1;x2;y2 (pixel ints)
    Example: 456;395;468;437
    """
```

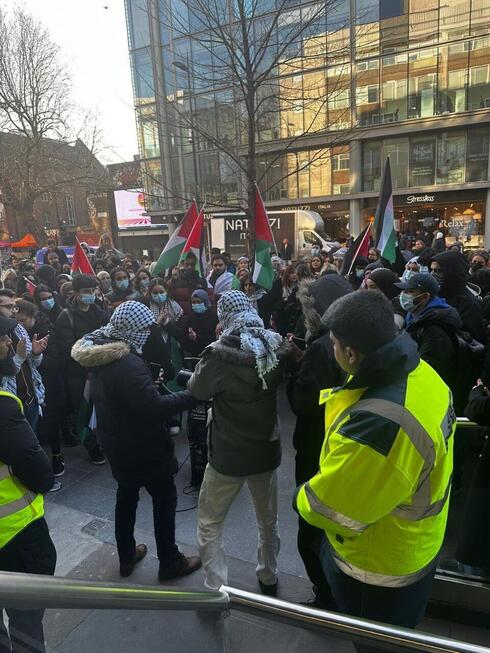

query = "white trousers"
197;464;280;590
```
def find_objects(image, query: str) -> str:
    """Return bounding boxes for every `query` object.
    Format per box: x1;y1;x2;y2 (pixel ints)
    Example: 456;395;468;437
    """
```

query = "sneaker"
168;426;180;436
258;579;278;597
120;544;148;578
158;553;202;581
52;454;65;477
48;480;62;493
88;446;106;465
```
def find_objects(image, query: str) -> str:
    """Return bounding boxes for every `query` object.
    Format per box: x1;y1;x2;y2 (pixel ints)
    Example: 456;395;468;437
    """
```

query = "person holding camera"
188;290;289;595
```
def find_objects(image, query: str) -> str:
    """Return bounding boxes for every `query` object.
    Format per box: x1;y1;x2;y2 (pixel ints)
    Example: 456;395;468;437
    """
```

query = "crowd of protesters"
2;226;490;651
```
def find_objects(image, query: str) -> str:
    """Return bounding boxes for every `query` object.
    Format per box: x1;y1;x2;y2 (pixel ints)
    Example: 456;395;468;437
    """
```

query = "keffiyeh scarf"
89;301;155;353
217;291;282;389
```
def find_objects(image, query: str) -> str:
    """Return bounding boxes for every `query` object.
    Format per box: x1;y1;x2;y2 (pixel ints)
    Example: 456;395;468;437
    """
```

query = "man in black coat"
0;315;57;653
432;250;484;343
279;238;293;263
287;275;352;607
55;274;108;463
72;301;201;581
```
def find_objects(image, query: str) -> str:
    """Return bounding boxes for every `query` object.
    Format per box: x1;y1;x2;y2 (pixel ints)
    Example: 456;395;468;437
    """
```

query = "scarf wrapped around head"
89;301;154;353
217;290;282;389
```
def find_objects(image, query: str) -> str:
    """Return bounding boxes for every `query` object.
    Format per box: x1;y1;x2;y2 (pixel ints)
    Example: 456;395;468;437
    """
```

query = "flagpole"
345;224;371;277
254;182;278;256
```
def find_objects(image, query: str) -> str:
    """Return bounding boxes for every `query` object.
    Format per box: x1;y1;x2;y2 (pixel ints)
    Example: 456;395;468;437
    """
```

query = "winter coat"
188;335;289;476
173;309;218;357
0;393;54;494
433;251;484;343
405;297;467;413
71;337;197;484
142;323;175;382
0;324;45;407
42;247;68;266
287;332;345;485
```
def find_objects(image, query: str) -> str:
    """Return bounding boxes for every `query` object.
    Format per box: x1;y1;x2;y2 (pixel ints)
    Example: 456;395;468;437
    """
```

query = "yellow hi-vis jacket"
296;335;455;588
0;391;44;549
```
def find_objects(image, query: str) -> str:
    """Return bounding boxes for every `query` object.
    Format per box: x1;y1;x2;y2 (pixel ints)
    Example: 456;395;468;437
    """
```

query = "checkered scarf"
90;301;154;353
217;291;282;389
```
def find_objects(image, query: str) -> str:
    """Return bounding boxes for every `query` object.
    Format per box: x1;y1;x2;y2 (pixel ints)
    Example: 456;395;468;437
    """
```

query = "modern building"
124;0;490;249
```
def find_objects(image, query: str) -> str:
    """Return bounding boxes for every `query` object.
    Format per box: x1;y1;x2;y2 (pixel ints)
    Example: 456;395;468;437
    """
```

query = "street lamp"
172;58;201;204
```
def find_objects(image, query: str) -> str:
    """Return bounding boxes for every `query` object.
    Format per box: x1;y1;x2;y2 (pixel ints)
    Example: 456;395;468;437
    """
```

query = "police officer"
295;291;454;633
0;316;57;653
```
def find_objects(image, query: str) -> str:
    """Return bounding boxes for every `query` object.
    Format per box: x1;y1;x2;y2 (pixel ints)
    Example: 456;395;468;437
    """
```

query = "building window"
466;127;490;182
382;138;409;188
436;131;466;184
42;212;51;228
127;0;150;50
468;37;490;109
65;195;76;227
363;141;381;191
332;152;350;170
132;48;155;105
40;192;50;202
409;135;436;186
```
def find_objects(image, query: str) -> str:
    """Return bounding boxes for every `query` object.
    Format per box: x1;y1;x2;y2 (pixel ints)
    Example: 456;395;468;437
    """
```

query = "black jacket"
0;394;54;494
434;250;484;343
287;331;345;485
173;309;218;357
54;299;108;367
405;297;466;411
142;324;175;382
71;337;197;484
43;247;68;266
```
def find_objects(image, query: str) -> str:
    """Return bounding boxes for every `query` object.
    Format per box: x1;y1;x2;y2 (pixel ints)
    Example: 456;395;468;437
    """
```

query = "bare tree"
0;6;107;243
136;0;355;224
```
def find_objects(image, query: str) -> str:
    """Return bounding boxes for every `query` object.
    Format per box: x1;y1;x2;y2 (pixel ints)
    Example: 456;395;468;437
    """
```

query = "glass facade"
124;0;490;217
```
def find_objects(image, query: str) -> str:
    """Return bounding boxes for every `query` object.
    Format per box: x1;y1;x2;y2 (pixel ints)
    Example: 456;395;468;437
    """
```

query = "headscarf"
217;290;282;389
192;289;210;308
368;268;401;300
88;301;154;353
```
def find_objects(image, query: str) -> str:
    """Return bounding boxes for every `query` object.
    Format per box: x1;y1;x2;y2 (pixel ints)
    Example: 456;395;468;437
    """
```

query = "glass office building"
125;0;490;246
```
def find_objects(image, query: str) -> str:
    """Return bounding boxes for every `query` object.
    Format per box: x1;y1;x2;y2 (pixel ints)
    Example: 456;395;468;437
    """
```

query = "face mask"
419;265;429;275
399;291;419;313
355;268;364;279
80;293;96;305
431;271;444;284
192;303;207;314
152;293;167;304
402;270;415;282
139;279;150;290
471;262;483;273
41;298;55;311
115;279;129;290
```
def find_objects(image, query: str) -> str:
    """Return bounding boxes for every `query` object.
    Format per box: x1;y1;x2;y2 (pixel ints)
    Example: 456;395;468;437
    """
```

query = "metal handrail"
0;571;228;612
0;572;489;653
224;586;490;653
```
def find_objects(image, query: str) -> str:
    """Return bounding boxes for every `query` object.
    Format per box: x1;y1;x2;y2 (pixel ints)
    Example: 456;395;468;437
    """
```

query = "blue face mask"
41;298;55;311
115;279;129;290
80;293;96;305
139;279;150;290
419;265;429;275
192;303;207;314
152;293;167;304
355;268;364;279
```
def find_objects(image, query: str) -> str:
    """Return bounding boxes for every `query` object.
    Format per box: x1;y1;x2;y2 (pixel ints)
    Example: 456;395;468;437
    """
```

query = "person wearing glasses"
0;289;47;431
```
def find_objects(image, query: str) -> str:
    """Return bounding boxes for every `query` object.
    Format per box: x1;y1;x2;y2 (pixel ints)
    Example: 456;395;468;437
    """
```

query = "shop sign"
406;194;435;204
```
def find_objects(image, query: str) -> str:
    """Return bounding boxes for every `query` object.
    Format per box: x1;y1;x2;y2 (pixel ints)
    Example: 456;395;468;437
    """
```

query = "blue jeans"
23;400;39;434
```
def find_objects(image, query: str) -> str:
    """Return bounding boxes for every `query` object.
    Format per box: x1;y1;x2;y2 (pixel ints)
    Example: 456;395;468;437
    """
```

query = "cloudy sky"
17;0;138;164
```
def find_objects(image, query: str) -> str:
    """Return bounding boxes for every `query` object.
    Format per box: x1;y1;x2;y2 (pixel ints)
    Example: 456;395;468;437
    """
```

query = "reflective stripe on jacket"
296;334;454;588
0;391;44;549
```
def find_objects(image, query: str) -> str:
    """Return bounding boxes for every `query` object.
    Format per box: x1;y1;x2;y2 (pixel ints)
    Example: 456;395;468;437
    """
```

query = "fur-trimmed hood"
205;335;290;368
298;275;353;339
71;337;131;368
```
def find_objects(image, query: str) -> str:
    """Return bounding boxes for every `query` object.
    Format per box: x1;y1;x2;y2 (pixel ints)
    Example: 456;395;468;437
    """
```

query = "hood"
36;264;57;288
408;296;462;330
434;250;469;294
368;268;401;300
298;275;352;338
345;332;420;390
71;337;130;368
207;336;290;368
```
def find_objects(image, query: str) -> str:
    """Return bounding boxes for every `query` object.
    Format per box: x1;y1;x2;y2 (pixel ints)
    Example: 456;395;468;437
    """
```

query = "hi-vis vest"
0;391;44;549
296;359;455;588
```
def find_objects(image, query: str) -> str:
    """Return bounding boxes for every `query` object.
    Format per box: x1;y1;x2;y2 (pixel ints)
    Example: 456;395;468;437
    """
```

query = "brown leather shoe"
120;544;148;578
158;553;202;581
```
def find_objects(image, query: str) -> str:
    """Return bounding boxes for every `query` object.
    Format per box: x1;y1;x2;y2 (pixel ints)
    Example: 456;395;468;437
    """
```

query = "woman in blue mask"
174;289;218;358
133;268;152;300
110;267;136;302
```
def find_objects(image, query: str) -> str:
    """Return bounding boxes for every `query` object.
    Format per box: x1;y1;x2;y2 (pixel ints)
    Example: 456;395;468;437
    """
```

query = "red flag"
251;186;276;290
71;239;95;275
180;209;207;276
24;277;37;296
341;224;372;276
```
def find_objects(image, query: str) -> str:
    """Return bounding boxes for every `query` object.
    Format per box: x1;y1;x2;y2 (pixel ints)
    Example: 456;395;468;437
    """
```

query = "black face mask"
470;262;484;273
0;351;17;378
431;271;444;284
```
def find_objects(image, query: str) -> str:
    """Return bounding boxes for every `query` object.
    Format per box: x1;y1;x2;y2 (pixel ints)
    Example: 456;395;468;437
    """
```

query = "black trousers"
0;518;57;653
115;476;179;566
320;538;436;653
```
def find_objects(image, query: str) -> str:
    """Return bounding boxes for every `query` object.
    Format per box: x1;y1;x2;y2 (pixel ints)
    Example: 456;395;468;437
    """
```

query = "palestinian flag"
179;208;206;278
153;200;199;275
373;157;397;264
341;224;371;276
71;238;95;276
251;186;274;291
24;277;37;296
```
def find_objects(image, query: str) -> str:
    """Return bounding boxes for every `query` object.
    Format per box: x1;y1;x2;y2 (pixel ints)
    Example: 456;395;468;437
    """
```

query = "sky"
15;0;139;164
